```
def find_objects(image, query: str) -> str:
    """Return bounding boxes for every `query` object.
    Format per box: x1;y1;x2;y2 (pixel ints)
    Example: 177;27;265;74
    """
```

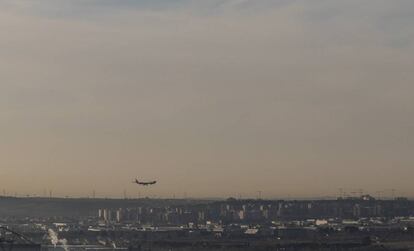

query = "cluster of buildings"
1;196;414;250
96;196;414;226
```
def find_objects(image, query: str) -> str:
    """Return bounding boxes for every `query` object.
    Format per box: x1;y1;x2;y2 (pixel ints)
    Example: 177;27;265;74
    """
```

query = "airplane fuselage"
135;179;157;186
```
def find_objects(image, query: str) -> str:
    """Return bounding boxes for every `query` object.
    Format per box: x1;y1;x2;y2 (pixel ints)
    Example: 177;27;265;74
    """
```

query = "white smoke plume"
48;229;69;251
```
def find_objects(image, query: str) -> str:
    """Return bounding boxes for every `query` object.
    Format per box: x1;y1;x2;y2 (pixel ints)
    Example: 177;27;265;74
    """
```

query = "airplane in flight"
133;179;157;186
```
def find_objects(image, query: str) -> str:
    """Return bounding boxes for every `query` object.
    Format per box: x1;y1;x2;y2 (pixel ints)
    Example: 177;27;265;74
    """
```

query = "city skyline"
1;0;414;198
0;187;408;200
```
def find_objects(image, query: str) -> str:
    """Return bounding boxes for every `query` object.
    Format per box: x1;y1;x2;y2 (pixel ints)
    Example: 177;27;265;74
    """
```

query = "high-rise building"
116;209;123;223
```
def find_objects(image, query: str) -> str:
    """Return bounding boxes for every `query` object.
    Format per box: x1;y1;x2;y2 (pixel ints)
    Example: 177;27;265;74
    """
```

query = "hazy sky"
1;0;414;198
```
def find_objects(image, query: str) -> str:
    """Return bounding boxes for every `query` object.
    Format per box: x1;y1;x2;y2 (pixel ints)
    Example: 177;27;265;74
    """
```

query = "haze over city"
1;0;414;198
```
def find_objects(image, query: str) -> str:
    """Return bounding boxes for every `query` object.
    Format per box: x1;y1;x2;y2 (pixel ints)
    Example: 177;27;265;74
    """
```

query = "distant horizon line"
0;195;411;201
